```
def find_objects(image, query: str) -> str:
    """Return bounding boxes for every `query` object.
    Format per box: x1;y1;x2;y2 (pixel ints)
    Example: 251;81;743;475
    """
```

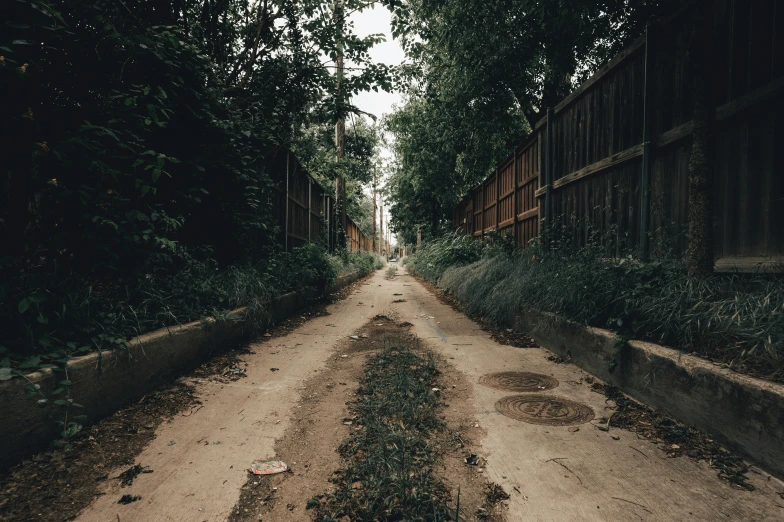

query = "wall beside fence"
453;0;783;271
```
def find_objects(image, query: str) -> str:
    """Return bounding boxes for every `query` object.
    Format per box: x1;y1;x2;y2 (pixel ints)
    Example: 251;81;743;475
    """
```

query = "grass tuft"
409;232;784;382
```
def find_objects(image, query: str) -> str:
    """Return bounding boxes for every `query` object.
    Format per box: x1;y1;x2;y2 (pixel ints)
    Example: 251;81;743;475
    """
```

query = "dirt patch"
0;294;356;522
228;320;405;522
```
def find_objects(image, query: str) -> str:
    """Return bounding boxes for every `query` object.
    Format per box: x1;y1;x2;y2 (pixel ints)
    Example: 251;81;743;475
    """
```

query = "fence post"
308;179;312;242
480;183;485;241
495;169;500;232
544;108;553;248
513;152;519;245
285;150;290;252
639;24;653;261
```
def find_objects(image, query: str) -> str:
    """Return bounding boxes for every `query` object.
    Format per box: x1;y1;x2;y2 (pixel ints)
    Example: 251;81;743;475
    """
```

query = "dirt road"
75;266;783;521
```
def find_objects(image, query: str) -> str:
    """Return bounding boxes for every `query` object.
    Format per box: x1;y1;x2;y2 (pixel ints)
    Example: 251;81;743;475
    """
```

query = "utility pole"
334;1;347;249
372;171;377;253
379;203;384;256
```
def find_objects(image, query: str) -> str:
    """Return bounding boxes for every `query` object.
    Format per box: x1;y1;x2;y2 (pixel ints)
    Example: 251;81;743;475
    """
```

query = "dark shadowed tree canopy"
383;0;679;243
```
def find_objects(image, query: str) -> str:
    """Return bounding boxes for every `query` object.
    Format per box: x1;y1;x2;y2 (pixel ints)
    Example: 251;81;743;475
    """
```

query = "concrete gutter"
513;311;784;478
0;270;366;471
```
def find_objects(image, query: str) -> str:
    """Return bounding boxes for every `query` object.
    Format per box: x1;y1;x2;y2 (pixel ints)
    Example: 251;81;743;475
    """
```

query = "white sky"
350;4;404;122
349;4;405;245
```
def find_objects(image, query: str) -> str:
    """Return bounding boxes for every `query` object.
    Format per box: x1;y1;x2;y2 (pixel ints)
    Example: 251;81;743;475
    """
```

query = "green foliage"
0;0;393;363
407;231;485;283
0;0;392;445
410;233;784;381
332;250;385;278
383;0;677;243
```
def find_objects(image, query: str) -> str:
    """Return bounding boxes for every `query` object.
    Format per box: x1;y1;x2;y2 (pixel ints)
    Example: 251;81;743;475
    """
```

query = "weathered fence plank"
453;0;782;270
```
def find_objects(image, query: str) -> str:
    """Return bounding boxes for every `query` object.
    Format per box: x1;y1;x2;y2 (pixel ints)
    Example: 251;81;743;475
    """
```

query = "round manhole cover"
479;372;559;392
495;395;594;426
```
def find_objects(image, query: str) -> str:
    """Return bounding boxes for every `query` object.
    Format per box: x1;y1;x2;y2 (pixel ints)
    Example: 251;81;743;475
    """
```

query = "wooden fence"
453;0;783;271
268;147;374;253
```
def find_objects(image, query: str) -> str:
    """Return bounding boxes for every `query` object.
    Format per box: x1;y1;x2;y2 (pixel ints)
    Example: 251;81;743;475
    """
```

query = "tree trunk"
686;9;715;277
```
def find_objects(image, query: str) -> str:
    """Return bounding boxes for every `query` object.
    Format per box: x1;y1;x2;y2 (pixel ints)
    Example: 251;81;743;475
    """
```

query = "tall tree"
383;0;675;243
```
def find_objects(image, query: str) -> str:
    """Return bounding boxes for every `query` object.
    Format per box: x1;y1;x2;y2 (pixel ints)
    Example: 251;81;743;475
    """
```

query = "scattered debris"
591;381;755;490
485;483;510;504
546;458;585;488
250;461;289;475
464;453;480;466
118;464;153;488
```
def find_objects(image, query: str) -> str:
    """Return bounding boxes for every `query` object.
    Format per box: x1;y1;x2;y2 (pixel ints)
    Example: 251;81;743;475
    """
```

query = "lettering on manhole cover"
479;372;559;392
495;395;594;426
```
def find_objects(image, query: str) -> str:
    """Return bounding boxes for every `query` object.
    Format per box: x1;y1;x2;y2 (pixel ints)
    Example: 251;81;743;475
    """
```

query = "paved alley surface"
77;267;783;521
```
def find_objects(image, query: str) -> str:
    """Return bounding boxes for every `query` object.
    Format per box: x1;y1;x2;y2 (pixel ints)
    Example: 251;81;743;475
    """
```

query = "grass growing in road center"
309;343;454;521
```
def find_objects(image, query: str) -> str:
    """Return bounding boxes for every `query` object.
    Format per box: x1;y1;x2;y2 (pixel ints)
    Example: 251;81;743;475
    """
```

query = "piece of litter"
349;335;359;340
251;461;288;475
263;333;272;337
431;388;440;392
340;355;348;358
568;427;580;433
182;410;192;417
270;368;279;371
611;435;620;440
474;423;479;428
465;454;480;466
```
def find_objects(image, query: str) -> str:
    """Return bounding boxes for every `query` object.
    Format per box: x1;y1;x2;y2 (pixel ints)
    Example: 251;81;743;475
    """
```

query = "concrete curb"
0;269;366;471
513;311;784;478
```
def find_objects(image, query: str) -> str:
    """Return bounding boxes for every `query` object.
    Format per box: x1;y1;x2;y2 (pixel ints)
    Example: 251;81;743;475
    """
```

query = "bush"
407;231;484;282
0;243;353;370
410;234;784;382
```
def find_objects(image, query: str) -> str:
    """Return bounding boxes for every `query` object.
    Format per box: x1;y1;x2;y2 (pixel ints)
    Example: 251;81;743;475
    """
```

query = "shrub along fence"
268;147;374;253
452;0;783;272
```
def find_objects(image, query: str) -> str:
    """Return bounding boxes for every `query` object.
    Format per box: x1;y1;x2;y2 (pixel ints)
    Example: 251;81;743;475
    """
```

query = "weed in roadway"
309;343;454;521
